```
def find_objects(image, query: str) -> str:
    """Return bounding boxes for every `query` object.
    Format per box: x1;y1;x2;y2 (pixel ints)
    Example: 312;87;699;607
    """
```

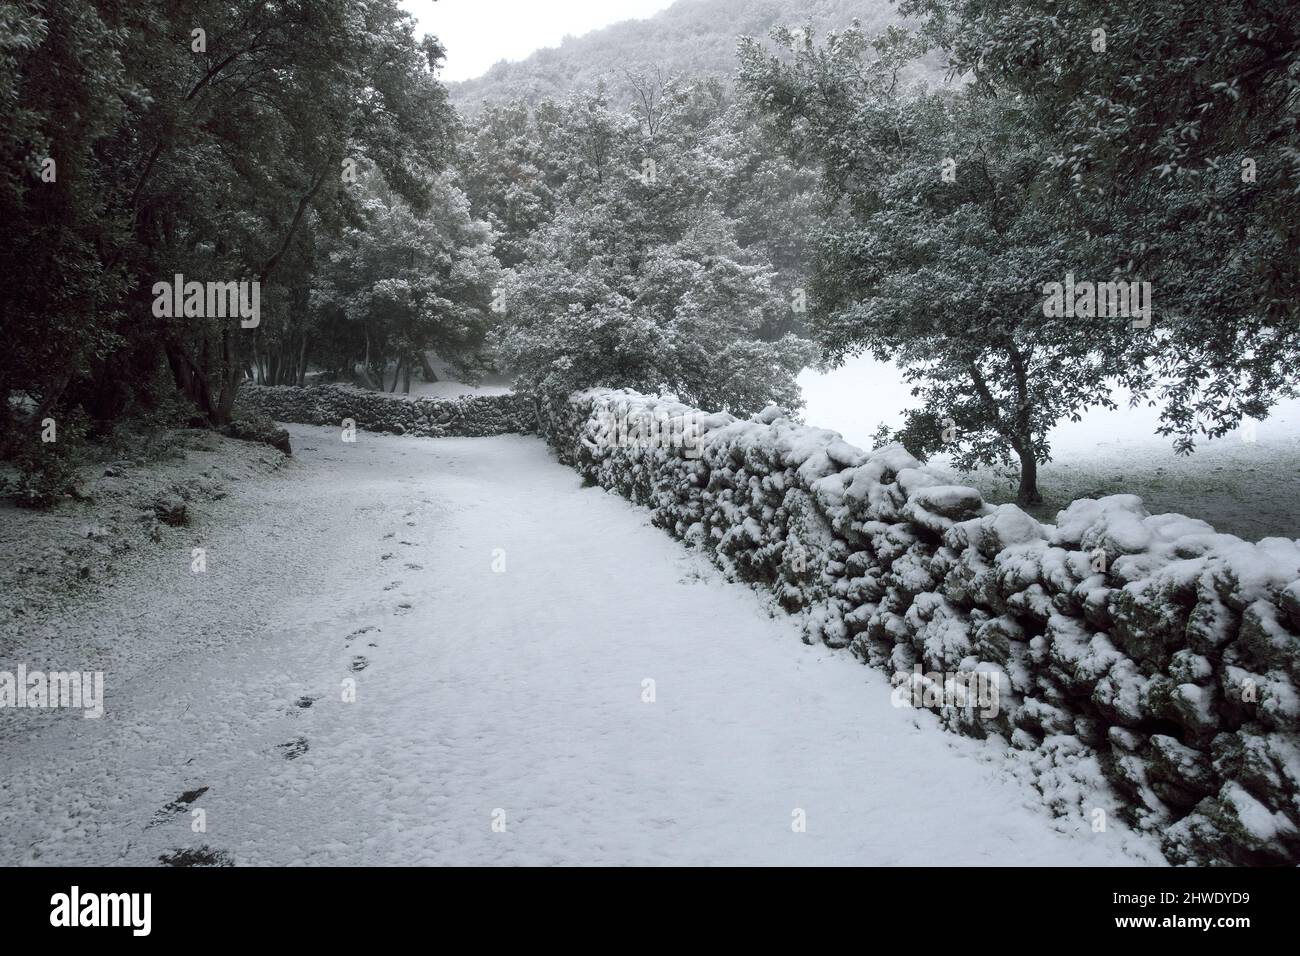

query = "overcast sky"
401;0;680;83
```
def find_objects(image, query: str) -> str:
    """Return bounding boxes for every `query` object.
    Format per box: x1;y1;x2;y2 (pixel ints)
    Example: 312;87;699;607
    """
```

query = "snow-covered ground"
798;355;1300;540
0;426;1162;865
376;352;512;401
402;377;512;401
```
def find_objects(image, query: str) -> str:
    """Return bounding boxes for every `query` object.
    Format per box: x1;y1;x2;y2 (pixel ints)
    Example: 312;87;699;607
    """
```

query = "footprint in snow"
346;625;379;648
159;846;235;867
404;563;422;570
383;581;400;591
149;786;209;827
277;736;309;760
293;695;319;710
394;603;412;615
349;656;369;672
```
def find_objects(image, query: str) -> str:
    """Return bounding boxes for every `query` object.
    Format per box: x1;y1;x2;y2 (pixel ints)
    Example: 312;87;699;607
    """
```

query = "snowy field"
799;355;1300;540
0;425;1162;866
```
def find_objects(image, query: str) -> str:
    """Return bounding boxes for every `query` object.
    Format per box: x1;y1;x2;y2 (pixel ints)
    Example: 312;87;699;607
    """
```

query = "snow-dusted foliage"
236;384;534;438
543;388;1300;865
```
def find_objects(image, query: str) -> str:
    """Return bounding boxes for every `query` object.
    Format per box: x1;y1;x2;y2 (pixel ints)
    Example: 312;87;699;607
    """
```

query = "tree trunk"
216;367;239;425
1013;441;1042;505
359;331;378;390
214;326;238;426
164;337;218;425
418;351;438;382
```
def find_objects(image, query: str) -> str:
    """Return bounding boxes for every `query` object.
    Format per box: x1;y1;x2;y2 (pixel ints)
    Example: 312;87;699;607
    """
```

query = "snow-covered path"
0;426;1163;865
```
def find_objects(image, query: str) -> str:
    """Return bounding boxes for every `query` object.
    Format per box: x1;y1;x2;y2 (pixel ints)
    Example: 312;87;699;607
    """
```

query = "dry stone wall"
236;383;535;438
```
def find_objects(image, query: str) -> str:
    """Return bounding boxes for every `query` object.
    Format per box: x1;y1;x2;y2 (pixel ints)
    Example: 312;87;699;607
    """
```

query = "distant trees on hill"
449;0;913;113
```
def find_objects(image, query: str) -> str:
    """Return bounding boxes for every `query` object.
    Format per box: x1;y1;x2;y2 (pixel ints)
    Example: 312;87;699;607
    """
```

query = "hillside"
448;0;911;112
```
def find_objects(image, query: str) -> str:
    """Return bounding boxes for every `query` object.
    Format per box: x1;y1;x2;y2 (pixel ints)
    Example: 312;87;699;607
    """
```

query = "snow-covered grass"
0;425;1161;865
0;428;293;655
798;355;1300;540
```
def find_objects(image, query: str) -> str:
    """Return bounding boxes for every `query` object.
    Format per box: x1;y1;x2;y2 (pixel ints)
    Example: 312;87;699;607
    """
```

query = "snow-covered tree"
312;168;501;391
739;25;1146;503
491;88;813;415
459;101;562;269
903;0;1300;451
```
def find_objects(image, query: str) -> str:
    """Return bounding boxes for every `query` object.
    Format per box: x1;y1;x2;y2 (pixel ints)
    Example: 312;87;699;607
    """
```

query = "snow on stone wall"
542;388;1300;865
236;384;535;438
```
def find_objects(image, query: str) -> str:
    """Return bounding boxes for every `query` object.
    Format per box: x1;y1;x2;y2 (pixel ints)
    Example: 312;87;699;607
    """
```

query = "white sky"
401;0;679;83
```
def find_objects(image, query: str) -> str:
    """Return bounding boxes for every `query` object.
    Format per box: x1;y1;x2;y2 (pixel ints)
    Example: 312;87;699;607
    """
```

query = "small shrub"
107;366;201;463
9;411;89;509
